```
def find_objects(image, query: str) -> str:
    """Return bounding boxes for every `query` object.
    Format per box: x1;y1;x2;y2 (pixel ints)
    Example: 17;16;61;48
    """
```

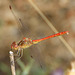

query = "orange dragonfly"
9;5;69;58
11;31;69;57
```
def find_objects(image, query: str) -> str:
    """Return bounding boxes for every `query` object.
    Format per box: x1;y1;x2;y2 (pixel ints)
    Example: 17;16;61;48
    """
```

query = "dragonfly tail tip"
66;31;69;35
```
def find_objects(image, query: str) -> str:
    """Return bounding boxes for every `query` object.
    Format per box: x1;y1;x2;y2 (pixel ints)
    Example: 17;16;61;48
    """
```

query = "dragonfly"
9;4;69;58
11;31;69;57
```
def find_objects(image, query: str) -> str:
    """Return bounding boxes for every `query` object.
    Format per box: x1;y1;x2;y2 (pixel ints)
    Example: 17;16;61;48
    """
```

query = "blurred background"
0;0;75;75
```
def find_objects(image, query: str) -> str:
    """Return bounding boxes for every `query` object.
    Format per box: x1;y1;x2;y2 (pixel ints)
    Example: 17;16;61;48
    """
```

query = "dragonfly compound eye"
11;42;18;50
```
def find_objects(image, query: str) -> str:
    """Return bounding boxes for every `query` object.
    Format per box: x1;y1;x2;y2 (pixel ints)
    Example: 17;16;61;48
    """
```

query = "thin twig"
28;0;75;58
9;51;16;75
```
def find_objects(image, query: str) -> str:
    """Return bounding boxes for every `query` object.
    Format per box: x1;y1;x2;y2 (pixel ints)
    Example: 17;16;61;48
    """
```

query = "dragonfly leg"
19;49;23;58
15;49;23;61
13;50;20;57
15;49;20;57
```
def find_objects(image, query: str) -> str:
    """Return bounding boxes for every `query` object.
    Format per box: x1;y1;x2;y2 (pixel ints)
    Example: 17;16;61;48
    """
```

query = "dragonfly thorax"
11;38;33;51
18;38;33;49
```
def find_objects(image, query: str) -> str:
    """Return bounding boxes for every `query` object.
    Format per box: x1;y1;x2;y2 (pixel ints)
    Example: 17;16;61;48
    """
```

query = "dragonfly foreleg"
15;49;23;61
16;48;23;57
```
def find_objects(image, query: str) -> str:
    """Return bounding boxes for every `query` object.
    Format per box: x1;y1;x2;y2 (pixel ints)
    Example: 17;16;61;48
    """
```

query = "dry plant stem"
9;51;16;75
28;0;75;57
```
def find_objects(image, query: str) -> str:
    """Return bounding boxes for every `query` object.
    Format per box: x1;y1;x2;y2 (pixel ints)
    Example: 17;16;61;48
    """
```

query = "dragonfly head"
11;41;18;50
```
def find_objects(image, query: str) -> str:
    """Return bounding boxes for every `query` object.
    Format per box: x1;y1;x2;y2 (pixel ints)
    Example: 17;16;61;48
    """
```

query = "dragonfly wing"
29;44;45;68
